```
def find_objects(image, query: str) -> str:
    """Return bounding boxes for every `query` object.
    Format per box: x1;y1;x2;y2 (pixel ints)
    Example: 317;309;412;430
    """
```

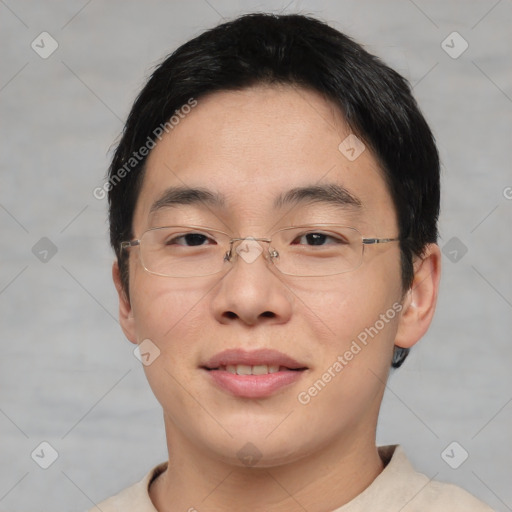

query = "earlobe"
394;244;441;349
112;261;138;344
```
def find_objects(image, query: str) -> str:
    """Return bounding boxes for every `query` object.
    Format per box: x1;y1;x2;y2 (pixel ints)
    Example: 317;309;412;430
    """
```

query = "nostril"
224;311;237;319
261;311;275;318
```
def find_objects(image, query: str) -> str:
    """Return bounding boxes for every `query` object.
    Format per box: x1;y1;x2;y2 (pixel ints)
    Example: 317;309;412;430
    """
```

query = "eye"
292;232;348;246
166;232;216;247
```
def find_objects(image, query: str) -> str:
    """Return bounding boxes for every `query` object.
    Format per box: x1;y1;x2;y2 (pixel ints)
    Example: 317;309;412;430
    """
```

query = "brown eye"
292;232;347;246
166;233;214;246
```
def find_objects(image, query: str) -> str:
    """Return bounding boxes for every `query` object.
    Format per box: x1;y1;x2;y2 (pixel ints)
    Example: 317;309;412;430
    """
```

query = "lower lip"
204;369;306;398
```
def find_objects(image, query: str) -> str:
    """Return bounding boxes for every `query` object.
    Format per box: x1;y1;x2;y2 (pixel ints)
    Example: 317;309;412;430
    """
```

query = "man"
92;12;493;511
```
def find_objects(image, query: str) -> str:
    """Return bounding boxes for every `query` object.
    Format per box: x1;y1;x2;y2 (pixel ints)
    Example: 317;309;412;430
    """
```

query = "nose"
211;237;292;326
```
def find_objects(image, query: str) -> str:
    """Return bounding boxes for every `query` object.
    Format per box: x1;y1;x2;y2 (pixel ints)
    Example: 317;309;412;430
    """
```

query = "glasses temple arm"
362;237;400;245
120;240;141;250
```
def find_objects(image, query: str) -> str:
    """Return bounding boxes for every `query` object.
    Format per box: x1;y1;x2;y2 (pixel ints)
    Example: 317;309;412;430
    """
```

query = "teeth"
236;364;252;375
220;364;283;375
252;364;268;375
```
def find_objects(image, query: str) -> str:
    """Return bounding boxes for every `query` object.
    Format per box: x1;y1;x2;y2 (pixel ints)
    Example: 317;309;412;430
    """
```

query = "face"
117;85;417;468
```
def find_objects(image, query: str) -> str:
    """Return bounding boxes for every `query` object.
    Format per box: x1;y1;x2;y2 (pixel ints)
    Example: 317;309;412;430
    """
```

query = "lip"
201;349;308;399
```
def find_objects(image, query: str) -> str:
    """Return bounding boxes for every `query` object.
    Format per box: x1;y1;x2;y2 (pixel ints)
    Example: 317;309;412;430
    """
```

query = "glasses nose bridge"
226;236;276;264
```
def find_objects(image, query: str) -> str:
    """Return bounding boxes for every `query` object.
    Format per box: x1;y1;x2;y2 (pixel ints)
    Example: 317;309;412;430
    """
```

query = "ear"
394;243;441;349
112;261;137;344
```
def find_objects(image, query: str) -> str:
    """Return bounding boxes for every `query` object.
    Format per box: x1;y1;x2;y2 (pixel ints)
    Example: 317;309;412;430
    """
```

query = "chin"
195;427;315;469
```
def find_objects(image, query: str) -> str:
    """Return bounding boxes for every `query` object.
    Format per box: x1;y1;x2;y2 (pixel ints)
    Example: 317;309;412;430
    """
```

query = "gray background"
0;0;511;510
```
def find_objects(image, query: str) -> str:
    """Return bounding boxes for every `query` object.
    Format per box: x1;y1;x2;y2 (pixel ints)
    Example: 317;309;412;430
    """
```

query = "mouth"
205;364;305;375
201;349;308;398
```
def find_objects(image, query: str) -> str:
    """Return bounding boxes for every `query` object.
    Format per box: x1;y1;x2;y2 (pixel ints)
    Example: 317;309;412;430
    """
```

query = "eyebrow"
273;183;362;210
149;183;362;215
150;186;225;214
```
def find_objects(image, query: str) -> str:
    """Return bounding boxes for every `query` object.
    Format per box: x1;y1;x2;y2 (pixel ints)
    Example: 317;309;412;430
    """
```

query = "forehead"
133;85;395;232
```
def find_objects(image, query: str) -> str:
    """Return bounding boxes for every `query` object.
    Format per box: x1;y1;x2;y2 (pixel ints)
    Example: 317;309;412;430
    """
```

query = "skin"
113;84;441;511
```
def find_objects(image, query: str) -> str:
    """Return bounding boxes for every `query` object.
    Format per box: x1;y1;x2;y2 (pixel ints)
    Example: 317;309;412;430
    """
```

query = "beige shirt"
89;445;494;511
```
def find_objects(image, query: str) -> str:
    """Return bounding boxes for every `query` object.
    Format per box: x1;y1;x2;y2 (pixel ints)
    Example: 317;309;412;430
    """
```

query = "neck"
150;419;384;512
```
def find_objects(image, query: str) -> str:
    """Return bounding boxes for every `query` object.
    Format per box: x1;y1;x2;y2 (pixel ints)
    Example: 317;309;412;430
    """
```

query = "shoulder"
420;478;495;511
335;446;494;512
86;462;167;512
379;445;494;512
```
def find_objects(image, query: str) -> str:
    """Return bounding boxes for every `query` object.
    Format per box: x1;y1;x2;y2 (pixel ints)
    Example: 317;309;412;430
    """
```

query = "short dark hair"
108;13;440;368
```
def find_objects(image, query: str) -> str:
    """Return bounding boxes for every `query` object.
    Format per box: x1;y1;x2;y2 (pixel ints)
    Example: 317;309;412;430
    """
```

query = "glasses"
120;224;399;278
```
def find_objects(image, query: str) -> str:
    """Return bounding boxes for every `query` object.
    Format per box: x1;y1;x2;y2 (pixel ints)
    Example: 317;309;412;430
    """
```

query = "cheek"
290;270;400;346
290;264;402;405
294;286;400;421
129;270;211;351
129;275;212;411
